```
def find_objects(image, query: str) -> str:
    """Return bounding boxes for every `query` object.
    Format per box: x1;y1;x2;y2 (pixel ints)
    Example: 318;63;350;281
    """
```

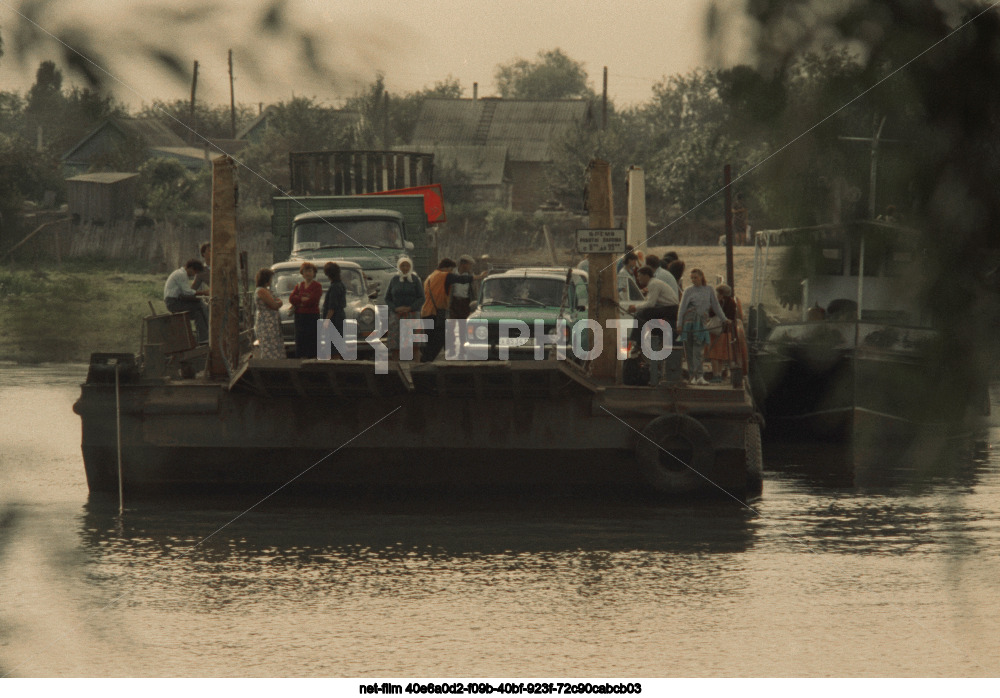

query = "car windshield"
624;277;644;302
292;219;403;251
273;268;366;298
481;277;565;307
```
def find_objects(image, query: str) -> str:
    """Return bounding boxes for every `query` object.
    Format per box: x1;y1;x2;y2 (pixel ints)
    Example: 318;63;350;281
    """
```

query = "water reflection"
764;432;991;494
79;495;759;563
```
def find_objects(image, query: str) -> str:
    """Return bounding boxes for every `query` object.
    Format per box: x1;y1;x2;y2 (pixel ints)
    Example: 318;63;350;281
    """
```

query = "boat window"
820;248;844;275
884;250;914;277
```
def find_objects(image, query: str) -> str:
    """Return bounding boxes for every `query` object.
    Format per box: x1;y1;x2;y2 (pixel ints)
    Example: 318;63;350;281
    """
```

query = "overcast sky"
0;0;752;109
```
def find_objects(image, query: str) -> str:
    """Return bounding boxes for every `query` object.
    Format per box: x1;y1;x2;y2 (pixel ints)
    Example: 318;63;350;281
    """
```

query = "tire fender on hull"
634;414;714;493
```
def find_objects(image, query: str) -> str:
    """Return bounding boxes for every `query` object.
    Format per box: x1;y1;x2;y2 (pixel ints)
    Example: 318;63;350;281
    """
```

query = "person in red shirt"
289;262;322;358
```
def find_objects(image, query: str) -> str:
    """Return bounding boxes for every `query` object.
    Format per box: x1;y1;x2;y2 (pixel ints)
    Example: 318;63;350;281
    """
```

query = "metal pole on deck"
857;234;865;321
724;164;734;291
115;363;124;517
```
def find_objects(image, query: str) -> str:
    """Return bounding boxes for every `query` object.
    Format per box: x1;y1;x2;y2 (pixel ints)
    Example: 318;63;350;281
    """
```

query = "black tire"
635;414;714;493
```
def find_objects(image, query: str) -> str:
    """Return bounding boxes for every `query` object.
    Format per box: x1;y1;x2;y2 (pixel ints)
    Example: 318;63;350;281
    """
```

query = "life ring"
634;414;714;493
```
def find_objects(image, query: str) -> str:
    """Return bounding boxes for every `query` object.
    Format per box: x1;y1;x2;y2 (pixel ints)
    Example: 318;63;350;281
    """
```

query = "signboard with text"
576;228;626;254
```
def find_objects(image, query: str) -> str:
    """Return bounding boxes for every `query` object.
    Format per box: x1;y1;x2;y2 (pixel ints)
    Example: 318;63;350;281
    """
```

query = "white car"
270;259;380;357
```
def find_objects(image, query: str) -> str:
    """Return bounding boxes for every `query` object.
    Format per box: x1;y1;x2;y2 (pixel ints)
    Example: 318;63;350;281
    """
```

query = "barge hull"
75;361;761;498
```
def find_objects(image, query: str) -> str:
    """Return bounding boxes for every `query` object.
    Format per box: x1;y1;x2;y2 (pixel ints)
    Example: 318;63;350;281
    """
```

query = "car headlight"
358;307;376;330
474;325;488;341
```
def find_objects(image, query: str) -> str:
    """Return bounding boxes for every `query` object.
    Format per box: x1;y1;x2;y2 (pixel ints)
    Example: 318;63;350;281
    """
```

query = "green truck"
271;194;435;303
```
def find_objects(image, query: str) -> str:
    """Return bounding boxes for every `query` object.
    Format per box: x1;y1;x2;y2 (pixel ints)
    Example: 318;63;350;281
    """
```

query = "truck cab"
288;209;415;303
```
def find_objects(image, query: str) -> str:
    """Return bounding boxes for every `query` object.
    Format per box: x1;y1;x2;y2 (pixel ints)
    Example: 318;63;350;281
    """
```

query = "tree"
494;48;595;100
138;99;257;144
711;0;1000;402
236;96;356;207
137;157;210;223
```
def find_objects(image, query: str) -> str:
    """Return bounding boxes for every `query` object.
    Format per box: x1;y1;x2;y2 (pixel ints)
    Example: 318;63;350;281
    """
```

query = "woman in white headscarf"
383;256;424;361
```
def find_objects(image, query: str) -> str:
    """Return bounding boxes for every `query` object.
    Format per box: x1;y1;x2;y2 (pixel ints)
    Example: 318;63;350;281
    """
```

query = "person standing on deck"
253;268;284;359
322;262;347;359
617;251;640;299
420;258;485;363
384;256;423;361
707;284;741;382
448;254;479;358
646;254;680;299
667;259;686;295
677;268;729;385
289;262;322;359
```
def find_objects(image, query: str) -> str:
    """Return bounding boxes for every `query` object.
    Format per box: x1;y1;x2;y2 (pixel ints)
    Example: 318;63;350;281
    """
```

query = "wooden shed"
66;172;139;225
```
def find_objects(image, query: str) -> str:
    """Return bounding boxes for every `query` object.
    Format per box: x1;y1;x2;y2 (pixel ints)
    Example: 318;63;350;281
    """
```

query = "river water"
1;364;998;677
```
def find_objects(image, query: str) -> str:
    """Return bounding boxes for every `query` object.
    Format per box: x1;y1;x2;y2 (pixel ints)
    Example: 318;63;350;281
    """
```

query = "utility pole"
189;60;199;145
602;66;608;130
228;49;236;139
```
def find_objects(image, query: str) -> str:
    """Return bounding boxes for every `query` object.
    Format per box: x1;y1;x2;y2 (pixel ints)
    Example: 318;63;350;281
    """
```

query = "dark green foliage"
494;48;596;100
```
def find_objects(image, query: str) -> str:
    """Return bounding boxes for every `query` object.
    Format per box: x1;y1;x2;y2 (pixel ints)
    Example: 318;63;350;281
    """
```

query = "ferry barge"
73;158;762;500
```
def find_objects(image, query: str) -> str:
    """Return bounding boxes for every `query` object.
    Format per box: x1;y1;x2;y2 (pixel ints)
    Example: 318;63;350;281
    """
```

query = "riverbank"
0;246;759;363
0;265;162;363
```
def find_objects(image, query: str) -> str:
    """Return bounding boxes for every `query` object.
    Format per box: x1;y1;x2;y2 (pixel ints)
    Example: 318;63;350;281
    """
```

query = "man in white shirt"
627;266;679;354
646;254;680;298
164;259;210;343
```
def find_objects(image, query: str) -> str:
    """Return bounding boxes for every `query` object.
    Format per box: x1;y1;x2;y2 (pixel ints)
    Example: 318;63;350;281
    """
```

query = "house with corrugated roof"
404;98;594;212
61;116;227;177
397;144;512;208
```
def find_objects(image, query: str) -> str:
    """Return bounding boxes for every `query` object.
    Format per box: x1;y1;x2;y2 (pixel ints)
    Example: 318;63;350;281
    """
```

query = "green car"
464;267;645;360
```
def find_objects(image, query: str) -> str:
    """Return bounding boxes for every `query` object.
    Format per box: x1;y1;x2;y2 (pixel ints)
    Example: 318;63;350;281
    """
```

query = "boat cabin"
751;221;928;329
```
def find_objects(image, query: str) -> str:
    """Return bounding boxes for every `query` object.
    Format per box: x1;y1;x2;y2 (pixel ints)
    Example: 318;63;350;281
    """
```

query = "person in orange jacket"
420;258;486;362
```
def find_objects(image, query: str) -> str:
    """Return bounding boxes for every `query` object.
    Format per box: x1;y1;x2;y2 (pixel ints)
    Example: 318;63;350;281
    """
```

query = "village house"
60;116;239;177
402;97;595;213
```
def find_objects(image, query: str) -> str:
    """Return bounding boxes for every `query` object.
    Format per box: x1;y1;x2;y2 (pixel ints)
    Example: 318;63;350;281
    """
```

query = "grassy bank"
0;264;163;363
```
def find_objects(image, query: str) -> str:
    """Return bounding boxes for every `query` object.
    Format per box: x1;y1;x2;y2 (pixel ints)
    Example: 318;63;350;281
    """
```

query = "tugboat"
74;159;763;500
747;220;989;441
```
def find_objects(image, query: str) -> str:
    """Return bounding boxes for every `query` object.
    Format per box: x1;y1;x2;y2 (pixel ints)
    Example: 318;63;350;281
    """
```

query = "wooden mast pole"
724;164;734;291
586;159;618;382
208;156;240;378
228;50;237;139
